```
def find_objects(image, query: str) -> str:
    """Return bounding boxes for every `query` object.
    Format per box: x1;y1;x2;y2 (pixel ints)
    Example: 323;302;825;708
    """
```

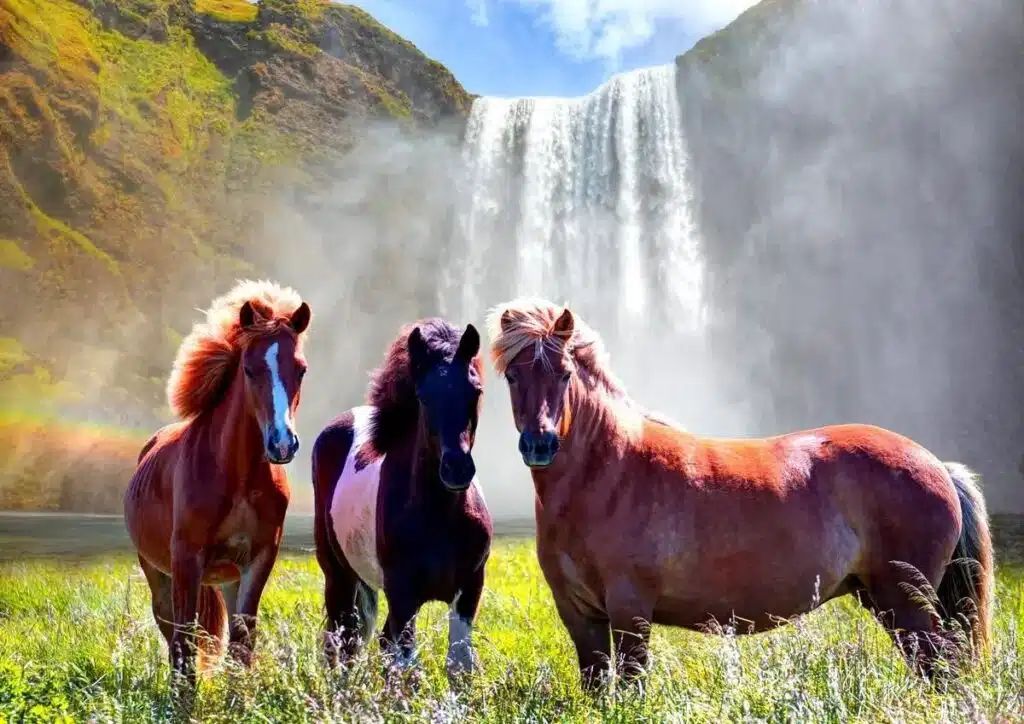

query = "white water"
441;64;706;339
437;64;748;517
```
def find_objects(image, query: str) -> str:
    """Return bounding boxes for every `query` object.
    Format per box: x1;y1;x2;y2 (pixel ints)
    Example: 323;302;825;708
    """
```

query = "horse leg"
138;555;174;654
169;539;205;687
606;583;655;688
225;542;280;668
447;565;485;687
315;533;375;667
379;579;422;685
552;595;612;693
859;566;945;680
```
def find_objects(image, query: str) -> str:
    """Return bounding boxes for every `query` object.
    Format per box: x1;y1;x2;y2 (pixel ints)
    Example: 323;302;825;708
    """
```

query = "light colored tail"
196;584;228;672
939;462;995;656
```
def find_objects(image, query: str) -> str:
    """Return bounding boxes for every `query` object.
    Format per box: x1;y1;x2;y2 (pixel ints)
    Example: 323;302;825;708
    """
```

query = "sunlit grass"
0;538;1021;722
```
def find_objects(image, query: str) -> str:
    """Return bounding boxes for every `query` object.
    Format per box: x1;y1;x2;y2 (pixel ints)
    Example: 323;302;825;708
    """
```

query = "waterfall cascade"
437;64;744;517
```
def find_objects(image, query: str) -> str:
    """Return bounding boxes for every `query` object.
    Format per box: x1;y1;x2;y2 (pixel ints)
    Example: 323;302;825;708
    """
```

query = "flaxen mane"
166;279;308;420
366;318;483;453
485;297;630;400
485;297;687;430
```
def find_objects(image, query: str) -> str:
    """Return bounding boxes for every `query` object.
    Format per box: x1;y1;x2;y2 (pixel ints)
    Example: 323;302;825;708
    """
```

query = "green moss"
94;25;235;161
336;4;416;53
0;0;100;89
15;183;121;277
0;239;35;270
0;338;29;377
261;23;319;57
195;0;258;23
0;365;81;412
348;65;412;119
260;0;329;24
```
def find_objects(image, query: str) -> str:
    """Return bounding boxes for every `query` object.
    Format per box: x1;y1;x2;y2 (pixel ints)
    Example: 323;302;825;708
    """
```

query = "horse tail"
196;584;228;672
938;462;995;656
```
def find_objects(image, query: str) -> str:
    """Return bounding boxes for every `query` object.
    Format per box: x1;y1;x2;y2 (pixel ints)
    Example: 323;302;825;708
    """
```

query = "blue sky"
349;0;758;98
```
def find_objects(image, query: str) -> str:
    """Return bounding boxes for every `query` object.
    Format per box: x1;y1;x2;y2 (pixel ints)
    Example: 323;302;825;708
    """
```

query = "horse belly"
652;511;861;631
329;407;385;591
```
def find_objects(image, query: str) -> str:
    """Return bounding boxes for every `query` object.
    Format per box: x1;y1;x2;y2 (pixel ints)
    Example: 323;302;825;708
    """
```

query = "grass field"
0;539;1021;723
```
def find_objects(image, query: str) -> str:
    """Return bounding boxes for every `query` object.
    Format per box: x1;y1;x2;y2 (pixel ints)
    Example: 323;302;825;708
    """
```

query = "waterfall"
437;64;746;517
440;64;706;340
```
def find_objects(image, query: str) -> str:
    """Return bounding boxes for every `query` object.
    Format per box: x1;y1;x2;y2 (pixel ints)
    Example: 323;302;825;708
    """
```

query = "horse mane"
485;297;631;401
166;279;308;421
366;317;483;454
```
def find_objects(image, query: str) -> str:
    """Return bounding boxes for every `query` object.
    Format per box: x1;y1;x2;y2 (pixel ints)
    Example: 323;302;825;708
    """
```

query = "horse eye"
297;366;307;380
243;365;255;378
561;371;571;383
505;371;517;385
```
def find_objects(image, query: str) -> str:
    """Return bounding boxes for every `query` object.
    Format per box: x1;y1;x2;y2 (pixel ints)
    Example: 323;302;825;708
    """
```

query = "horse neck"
538;378;635;496
201;363;265;479
401;410;462;511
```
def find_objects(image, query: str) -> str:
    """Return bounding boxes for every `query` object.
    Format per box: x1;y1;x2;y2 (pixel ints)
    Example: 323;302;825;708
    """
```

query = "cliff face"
675;0;1024;511
0;0;471;511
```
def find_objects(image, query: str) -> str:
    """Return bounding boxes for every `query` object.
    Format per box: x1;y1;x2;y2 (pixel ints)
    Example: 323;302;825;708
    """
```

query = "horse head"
238;300;311;464
499;306;576;469
408;323;483;491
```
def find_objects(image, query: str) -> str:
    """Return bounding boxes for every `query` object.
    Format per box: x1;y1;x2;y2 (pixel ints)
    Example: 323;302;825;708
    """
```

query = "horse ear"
500;310;514;332
552;307;575;338
407;326;429;379
239;300;261;329
455;324;480;362
289;302;311;334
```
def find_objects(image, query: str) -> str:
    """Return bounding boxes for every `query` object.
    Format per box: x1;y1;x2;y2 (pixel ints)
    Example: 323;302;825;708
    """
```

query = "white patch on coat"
447;590;474;676
329;405;385;590
784;433;827;482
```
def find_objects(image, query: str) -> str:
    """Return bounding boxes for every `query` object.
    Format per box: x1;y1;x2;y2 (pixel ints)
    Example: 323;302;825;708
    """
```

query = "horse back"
630;419;960;564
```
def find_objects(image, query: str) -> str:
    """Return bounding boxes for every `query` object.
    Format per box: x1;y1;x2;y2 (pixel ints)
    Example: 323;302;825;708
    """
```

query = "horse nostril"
518;432;531;455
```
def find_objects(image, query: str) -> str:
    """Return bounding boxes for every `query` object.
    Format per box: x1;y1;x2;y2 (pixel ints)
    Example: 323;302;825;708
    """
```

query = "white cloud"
468;0;490;26
492;0;759;62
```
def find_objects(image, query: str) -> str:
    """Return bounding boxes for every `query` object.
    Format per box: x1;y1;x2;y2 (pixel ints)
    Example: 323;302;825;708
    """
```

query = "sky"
349;0;760;98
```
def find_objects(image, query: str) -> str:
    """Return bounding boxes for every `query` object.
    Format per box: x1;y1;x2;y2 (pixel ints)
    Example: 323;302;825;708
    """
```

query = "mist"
682;0;1024;512
3;0;1019;519
224;0;1023;518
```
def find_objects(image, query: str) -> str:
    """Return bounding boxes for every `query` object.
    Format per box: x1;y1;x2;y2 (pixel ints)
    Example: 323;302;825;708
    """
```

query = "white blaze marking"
330;406;386;590
265;342;291;441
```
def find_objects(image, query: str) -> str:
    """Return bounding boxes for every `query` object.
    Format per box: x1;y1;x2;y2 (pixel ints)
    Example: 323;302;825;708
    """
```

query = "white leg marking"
447;590;475;678
264;342;292;442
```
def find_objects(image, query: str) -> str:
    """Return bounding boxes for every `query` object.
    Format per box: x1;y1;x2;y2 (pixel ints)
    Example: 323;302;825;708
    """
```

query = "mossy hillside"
0;0;475;511
195;0;257;23
676;0;805;91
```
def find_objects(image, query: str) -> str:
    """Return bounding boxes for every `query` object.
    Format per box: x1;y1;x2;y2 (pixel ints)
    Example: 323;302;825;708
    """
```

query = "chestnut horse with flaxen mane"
124;280;312;686
487;297;994;691
311;318;492;687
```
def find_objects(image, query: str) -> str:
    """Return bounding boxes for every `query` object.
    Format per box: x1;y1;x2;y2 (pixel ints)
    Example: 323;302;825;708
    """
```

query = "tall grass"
0;538;1021;722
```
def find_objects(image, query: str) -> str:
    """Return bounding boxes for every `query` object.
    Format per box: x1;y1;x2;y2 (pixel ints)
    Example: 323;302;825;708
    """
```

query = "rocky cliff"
0;0;471;510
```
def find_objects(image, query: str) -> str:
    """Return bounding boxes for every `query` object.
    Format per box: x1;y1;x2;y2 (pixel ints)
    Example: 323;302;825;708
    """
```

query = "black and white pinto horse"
311;318;492;686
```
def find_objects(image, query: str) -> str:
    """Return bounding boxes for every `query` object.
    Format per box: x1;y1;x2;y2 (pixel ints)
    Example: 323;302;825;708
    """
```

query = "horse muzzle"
265;425;300;464
518;430;559;468
439;450;476;491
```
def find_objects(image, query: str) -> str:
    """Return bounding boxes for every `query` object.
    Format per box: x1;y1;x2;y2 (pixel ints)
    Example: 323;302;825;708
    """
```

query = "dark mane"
366;317;481;454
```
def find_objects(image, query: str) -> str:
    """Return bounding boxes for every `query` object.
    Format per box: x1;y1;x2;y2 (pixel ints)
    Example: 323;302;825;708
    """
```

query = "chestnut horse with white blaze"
486;297;994;691
124;280;312;686
311;318;492;687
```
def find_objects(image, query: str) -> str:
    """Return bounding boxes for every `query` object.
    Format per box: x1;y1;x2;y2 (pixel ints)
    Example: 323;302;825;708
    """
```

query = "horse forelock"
366;317;481;454
486;298;629;401
166;279;307;421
